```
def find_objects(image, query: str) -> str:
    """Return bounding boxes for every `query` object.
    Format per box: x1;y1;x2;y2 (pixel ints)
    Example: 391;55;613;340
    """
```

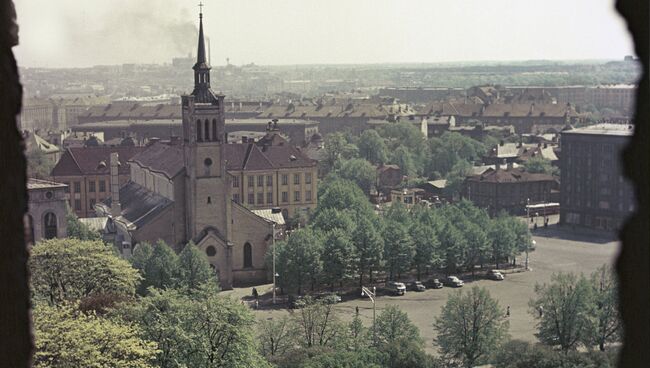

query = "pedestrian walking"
252;287;258;300
355;306;359;316
506;305;511;317
539;305;544;318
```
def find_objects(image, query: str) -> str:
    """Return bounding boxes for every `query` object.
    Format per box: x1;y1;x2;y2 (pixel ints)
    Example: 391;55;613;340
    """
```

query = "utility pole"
361;286;377;345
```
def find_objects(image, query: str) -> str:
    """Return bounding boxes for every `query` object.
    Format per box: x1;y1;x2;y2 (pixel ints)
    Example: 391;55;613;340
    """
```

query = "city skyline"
14;0;635;68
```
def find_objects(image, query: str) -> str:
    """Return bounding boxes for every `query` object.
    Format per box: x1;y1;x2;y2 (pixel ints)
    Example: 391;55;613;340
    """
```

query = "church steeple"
191;3;217;103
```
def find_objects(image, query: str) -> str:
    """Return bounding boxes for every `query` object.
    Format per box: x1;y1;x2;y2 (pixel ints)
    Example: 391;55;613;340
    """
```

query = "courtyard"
225;225;620;353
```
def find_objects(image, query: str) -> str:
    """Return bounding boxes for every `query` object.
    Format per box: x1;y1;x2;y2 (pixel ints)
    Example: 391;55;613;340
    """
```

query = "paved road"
225;225;620;354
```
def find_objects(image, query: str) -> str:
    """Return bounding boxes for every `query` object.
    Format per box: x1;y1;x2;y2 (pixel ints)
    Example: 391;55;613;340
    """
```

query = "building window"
267;192;273;204
248;176;254;188
74;181;81;193
306;190;312;202
282;191;288;203
281;174;288;186
207;196;211;204
233;193;240;203
257;175;264;187
206;246;216;257
305;173;312;184
266;175;273;186
74;199;81;211
248;193;255;205
232;176;239;188
212;119;217;141
243;242;253;268
205;120;210;141
294;173;300;185
44;212;57;239
294;191;301;202
196;120;202;142
89;181;96;192
257;192;264;204
99;180;106;192
64;183;70;193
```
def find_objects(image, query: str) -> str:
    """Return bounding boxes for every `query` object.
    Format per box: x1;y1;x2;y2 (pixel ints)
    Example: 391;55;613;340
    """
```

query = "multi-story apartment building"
560;124;635;231
226;133;318;219
50;146;145;217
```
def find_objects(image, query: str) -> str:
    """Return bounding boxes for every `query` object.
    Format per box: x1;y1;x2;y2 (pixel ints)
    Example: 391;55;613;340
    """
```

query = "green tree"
337;158;377;194
311;207;356;234
461;220;490;276
258;315;295;358
30;238;140;305
33;304;157;368
176;241;218;292
488;215;518;269
382;221;414;280
130;242;154;274
323;132;359;173
352;217;384;286
321;228;357;289
444;159;472;199
529;272;593;353
274;229;322;294
437;219;467;275
585;265;621;351
522;156;554;175
27;148;55;179
434;286;509;368
292;297;345;348
65;210;102;241
375;305;427;368
300;349;384;368
357;129;388;165
140;240;179;293
410;221;441;280
316;178;374;218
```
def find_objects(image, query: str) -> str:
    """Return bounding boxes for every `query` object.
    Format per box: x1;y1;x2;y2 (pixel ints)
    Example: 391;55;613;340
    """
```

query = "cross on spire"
198;2;203;17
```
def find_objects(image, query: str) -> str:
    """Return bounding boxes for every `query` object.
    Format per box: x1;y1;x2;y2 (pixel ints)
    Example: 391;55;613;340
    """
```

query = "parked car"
426;278;444;289
443;276;464;287
386;281;406;295
486;270;505;281
315;292;342;304
408;281;426;292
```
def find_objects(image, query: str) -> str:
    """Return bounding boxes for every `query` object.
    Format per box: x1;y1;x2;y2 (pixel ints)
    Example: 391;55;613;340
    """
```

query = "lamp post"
526;239;535;271
527;198;531;225
272;222;277;305
361;286;377;345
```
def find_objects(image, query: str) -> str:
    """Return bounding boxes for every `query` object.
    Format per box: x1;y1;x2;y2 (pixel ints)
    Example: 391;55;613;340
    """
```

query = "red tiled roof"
130;143;185;178
51;146;144;177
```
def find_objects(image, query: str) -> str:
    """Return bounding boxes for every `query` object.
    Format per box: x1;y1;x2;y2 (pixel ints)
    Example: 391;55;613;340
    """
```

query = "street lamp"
526;239;536;271
272;222;277;304
361;286;377;345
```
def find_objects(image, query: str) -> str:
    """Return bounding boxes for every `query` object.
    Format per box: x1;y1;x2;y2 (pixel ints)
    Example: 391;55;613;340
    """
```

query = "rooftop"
562;123;635;136
27;178;67;190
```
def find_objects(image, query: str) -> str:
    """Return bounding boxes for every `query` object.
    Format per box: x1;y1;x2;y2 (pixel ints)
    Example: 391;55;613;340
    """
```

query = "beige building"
25;179;68;244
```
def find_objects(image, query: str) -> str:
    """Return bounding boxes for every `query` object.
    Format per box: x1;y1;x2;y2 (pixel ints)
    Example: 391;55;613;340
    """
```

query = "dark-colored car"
443;276;464;287
408;281;426;292
426;278;443;289
486;270;505;281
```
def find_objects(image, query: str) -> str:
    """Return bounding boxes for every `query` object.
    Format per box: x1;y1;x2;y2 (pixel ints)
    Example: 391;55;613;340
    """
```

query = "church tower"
182;7;233;287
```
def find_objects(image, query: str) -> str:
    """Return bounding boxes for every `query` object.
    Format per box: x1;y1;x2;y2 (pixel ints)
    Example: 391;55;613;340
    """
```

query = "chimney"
110;153;121;217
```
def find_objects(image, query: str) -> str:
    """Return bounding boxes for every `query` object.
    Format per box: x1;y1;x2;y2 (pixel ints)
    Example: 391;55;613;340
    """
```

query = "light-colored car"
444;276;464;287
487;270;505;281
386;281;406;295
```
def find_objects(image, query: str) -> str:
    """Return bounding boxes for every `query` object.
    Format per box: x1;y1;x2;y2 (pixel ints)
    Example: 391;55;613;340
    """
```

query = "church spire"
191;2;217;103
196;3;207;67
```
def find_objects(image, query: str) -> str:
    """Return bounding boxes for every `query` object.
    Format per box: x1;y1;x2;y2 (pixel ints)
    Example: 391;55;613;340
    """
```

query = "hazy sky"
14;0;635;68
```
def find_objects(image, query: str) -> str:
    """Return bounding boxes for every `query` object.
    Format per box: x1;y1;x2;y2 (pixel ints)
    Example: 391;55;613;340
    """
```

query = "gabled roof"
51;146;144;177
225;133;316;171
130;143;185;179
102;181;172;228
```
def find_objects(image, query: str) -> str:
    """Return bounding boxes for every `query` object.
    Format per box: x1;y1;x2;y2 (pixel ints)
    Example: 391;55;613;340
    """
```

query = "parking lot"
225;225;620;354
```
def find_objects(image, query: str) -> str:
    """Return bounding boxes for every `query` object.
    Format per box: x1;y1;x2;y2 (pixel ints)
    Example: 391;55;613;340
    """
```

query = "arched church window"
212;119;217;142
205;120;210;141
44;212;57;239
243;242;253;268
196;120;202;142
206;245;216;257
207;196;211;204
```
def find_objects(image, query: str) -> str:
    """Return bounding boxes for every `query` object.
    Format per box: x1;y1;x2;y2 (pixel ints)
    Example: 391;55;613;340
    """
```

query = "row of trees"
273;177;533;295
